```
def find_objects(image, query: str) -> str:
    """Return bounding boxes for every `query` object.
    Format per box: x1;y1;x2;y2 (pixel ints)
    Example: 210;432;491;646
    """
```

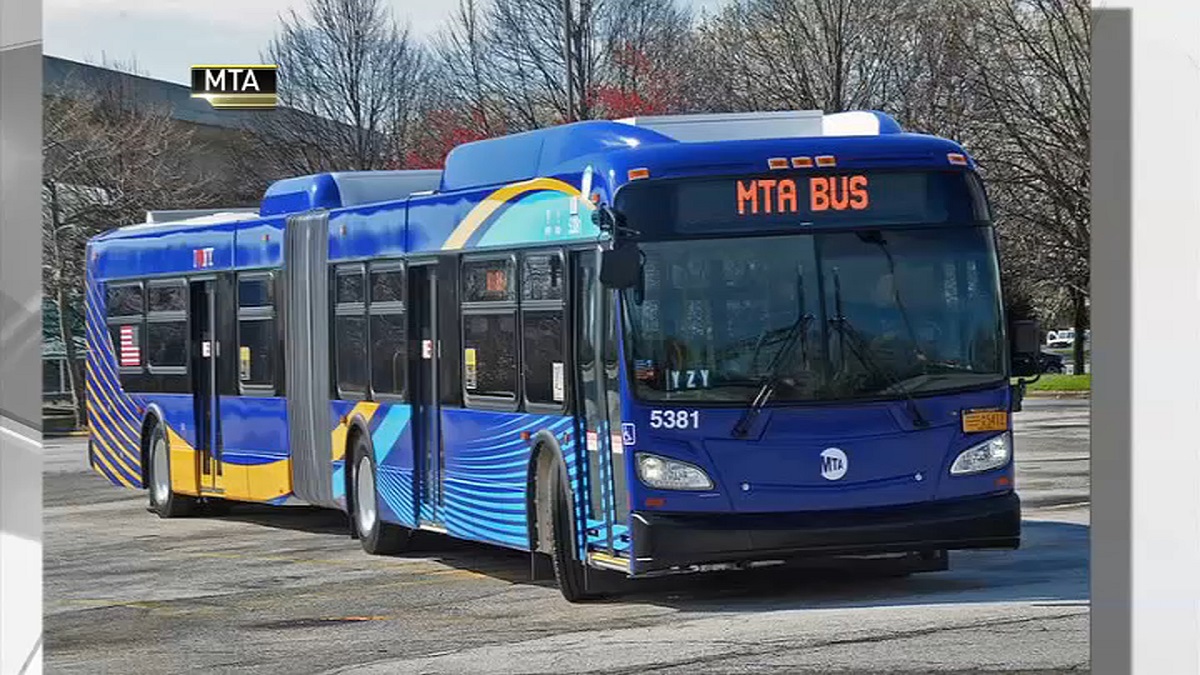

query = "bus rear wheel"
146;421;195;518
352;434;410;555
548;466;598;603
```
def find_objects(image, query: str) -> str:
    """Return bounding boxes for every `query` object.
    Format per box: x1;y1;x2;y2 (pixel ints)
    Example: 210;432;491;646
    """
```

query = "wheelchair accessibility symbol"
621;423;637;447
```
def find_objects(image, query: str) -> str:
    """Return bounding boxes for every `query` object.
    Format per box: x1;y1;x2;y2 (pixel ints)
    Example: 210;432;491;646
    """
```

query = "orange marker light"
791;156;814;168
768;157;789;170
815;155;837;167
590;192;601;204
645;497;665;508
627;168;650;181
947;153;968;166
520;431;531;441
996;476;1011;487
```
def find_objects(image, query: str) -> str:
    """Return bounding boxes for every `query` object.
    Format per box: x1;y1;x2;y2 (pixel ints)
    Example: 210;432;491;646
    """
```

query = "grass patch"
1025;374;1090;392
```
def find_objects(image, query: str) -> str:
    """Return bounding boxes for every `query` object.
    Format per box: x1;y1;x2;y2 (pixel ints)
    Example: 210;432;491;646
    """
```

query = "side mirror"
600;244;642;289
1009;319;1041;378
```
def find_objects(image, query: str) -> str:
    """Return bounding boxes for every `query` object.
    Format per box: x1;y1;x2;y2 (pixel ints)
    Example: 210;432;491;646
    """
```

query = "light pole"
562;0;574;122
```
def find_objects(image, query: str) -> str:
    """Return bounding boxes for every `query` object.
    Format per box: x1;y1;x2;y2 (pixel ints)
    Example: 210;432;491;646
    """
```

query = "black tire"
351;433;410;555
548;465;597;603
146;421;195;518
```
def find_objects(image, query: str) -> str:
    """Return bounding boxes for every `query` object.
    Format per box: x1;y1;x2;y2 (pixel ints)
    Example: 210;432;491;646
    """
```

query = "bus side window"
461;256;518;405
368;262;406;400
145;279;189;392
105;281;146;390
521;251;566;408
333;264;368;399
237;272;278;394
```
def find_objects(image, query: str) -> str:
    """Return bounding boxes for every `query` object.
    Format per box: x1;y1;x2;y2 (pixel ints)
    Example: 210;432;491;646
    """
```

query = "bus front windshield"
622;226;1006;404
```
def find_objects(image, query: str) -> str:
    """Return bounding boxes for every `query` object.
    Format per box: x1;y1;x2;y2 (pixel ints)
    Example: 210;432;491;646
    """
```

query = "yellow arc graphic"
441;177;589;251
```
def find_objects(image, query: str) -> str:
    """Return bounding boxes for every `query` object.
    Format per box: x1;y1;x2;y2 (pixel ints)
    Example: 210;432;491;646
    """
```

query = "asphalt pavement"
43;398;1090;674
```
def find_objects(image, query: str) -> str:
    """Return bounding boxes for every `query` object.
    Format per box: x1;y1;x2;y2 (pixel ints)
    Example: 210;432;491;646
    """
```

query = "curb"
1024;391;1090;399
44;430;89;438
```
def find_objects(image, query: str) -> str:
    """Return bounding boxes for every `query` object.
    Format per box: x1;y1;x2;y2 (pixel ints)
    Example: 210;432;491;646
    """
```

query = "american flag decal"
119;325;140;367
193;247;214;268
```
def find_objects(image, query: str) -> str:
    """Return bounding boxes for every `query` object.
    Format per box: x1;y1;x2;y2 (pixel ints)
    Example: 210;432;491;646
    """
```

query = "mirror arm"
593;203;640;239
1010;371;1040;413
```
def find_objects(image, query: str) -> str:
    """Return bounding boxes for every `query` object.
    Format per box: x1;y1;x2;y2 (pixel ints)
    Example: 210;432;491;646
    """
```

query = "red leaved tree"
402;107;501;169
587;40;683;119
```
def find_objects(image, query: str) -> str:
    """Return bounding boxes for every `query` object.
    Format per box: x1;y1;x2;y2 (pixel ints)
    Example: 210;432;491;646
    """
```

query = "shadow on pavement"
207;502;1089;610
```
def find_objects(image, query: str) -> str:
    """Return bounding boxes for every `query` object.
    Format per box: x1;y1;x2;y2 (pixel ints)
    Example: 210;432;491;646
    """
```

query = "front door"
409;263;443;524
190;279;221;492
574;250;618;559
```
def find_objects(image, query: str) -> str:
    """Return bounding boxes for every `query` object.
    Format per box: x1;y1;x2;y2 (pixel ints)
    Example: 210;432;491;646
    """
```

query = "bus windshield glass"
619;225;1006;404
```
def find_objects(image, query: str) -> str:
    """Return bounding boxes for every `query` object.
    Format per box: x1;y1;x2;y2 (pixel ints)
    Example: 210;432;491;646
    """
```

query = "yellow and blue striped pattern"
84;266;144;488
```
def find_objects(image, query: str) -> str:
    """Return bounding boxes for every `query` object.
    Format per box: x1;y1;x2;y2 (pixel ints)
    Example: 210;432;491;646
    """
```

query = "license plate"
961;410;1008;433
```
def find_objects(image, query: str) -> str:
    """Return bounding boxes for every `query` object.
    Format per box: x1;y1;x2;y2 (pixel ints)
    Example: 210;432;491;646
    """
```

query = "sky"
44;0;730;86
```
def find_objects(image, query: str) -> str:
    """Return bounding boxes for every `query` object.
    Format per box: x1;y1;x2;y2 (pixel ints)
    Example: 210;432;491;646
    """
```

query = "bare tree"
699;0;929;113
424;0;507;137
480;0;597;128
241;0;429;178
963;0;1090;370
43;61;221;426
591;0;695;116
426;0;695;135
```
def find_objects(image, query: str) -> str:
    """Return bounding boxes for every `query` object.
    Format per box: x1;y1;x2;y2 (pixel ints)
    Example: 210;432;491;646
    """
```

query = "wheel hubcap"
355;455;377;536
151;434;170;505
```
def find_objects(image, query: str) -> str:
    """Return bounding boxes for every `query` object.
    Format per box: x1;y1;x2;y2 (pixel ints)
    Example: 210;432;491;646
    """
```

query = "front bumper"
630;491;1020;574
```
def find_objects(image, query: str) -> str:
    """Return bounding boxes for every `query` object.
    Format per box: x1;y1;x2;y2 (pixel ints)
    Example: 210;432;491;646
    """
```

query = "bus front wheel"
352;434;410;555
548;466;598;603
146;421;195;518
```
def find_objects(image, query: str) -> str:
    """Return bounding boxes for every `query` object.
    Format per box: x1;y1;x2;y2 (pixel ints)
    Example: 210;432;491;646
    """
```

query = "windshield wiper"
827;314;930;429
731;312;814;438
858;230;928;370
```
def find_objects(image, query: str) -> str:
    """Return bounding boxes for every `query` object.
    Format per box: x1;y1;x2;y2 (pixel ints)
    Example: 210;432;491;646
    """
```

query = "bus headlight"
949;432;1011;475
636;453;714;491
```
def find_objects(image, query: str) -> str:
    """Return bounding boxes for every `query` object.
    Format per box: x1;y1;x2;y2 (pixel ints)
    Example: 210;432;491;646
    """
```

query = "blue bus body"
85;111;1023;599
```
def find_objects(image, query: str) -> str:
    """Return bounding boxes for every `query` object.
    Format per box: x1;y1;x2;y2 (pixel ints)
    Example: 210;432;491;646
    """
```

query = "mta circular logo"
820;448;848;481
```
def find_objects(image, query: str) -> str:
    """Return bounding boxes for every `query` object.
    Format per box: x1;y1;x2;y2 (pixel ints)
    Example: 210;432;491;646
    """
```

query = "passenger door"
409;262;444;525
189;279;221;493
573;250;618;561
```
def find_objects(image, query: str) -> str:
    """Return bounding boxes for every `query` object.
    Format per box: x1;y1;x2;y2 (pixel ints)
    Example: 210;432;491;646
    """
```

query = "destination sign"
615;170;987;239
736;175;870;216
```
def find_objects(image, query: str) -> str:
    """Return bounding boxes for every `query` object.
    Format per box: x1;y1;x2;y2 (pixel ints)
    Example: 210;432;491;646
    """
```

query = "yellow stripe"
86;381;140;451
166;427;201;496
90;441;135;488
87;405;141;479
220;459;293;502
332;402;381;462
84;343;141;422
589;551;629;568
441;177;585;250
85;364;140;448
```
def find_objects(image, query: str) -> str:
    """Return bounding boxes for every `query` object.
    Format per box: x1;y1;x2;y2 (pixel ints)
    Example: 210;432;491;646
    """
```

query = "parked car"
1045;328;1090;351
1038;351;1065;374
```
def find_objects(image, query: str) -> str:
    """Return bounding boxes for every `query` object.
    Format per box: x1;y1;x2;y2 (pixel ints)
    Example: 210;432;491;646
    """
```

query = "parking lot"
43;398;1089;674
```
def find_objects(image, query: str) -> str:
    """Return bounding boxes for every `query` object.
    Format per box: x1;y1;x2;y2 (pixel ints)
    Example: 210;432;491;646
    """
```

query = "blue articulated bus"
84;110;1042;601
